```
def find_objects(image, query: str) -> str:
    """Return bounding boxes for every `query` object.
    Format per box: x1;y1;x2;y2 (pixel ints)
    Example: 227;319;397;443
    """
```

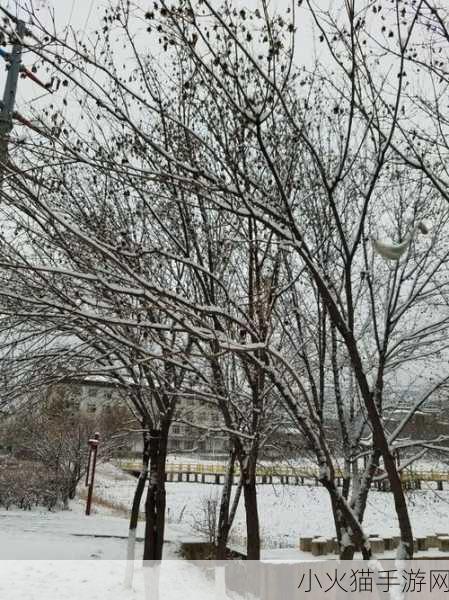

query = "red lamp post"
85;432;100;516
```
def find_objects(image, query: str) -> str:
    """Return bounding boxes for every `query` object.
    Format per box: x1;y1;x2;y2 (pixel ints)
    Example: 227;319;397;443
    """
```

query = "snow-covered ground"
0;560;227;600
3;462;449;561
0;470;233;599
0;501;140;560
0;493;186;560
95;463;449;550
2;461;449;598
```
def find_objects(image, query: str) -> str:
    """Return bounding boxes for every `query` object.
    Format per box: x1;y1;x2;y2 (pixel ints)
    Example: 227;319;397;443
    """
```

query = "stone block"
369;537;385;554
311;538;327;557
438;536;449;552
299;537;313;552
416;537;428;552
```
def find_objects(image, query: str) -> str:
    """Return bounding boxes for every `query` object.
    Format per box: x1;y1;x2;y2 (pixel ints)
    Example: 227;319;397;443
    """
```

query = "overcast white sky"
1;0;433;135
0;0;320;121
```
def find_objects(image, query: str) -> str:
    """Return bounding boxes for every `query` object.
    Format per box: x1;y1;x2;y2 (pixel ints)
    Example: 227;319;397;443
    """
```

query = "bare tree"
2;0;449;560
3;384;130;505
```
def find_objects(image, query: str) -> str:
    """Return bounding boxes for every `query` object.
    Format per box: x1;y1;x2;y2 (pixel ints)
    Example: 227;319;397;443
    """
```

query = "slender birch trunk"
125;429;150;588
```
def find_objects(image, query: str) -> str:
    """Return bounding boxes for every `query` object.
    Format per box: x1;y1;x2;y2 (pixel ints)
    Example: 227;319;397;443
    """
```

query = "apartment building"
169;397;229;455
46;378;126;414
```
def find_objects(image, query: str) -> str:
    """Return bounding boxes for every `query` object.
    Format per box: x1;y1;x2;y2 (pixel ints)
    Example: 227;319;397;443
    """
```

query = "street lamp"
85;432;100;516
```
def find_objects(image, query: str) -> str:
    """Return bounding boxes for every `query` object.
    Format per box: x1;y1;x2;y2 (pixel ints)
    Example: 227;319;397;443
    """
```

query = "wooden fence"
116;460;449;488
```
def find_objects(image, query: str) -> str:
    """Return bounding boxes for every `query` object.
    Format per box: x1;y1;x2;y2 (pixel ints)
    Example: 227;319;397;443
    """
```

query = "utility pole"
0;18;26;175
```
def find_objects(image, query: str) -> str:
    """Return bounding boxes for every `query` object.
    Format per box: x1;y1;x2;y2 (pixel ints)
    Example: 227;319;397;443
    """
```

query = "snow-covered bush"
2;390;131;505
190;494;219;545
0;458;67;510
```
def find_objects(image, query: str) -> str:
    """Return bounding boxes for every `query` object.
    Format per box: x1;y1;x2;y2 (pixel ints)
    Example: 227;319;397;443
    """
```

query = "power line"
82;0;95;42
67;0;76;31
71;0;95;131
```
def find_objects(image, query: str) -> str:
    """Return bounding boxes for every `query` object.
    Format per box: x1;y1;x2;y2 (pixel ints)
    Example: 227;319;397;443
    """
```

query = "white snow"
0;500;147;560
0;560;228;600
94;464;449;550
3;460;449;599
0;477;237;598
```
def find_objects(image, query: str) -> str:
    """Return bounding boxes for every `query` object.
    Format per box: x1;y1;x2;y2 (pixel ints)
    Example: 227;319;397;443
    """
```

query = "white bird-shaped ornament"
372;222;429;261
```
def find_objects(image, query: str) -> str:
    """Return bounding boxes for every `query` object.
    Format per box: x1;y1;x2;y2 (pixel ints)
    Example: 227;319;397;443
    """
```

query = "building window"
87;402;97;413
172;425;180;434
88;388;98;398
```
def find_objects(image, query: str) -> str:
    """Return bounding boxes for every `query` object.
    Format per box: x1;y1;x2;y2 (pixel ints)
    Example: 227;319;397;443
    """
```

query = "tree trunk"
309;260;415;556
125;429;150;588
216;446;243;559
351;450;381;523
241;455;260;560
143;426;168;561
381;443;413;557
216;448;235;559
68;477;78;501
229;475;243;535
330;494;342;544
323;478;371;560
341;458;351;500
371;370;414;557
